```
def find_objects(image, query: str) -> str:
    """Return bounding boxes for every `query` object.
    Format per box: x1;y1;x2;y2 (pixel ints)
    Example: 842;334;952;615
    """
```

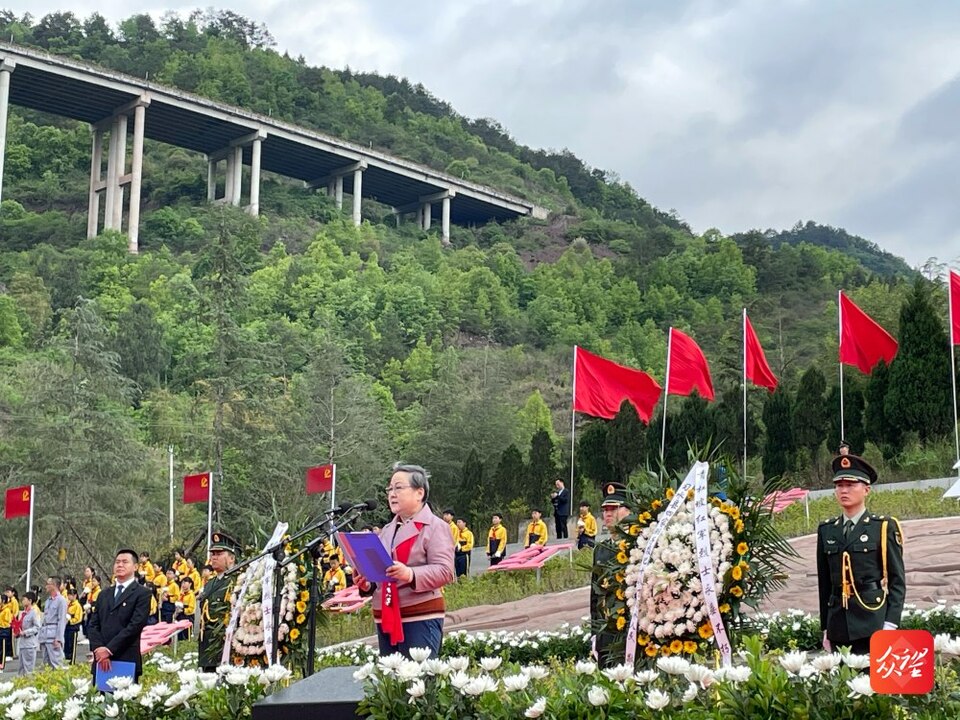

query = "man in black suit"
87;549;152;681
550;479;570;539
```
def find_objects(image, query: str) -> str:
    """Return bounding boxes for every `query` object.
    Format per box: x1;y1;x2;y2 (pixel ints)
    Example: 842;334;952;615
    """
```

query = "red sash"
381;522;423;645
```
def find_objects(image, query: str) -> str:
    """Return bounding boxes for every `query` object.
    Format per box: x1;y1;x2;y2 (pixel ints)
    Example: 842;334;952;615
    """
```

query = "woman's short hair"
391;462;430;500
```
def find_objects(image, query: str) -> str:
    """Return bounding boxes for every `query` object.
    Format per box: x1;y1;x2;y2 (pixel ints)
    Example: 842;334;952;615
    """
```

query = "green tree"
885;279;952;441
864;360;899;458
762;387;794;480
0;295;23;347
793;367;828;473
526;429;557;507
576;420;613;487
605;401;646;483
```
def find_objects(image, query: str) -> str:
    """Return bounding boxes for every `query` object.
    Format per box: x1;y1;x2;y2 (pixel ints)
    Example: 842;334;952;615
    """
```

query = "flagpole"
25;485;35;592
838;290;845;441
206;471;214;559
950;273;959;478
331;465;338;511
168;445;175;542
570;346;578;507
660;329;673;480
742;309;748;477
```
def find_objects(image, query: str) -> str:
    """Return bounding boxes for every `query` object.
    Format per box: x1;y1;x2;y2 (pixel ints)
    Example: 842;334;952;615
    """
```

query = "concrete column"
230;145;242;206
441;195;451;245
248;137;261;216
334;175;343;210
112;114;127;231
87;128;103;239
352;168;363;225
127;103;145;254
104;115;124;231
224;150;235;203
421;202;431;231
0;63;14;205
327;180;335;197
207;158;217;201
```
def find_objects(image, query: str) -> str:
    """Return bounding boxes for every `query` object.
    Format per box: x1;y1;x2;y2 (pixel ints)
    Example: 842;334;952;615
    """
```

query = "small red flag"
839;291;899;374
950;270;960;346
667;328;715;401
183;473;211;504
306;464;336;495
4;486;31;519
572;346;662;423
744;311;778;392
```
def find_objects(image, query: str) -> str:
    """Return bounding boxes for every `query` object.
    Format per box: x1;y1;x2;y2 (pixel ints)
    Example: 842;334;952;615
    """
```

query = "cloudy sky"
10;0;960;266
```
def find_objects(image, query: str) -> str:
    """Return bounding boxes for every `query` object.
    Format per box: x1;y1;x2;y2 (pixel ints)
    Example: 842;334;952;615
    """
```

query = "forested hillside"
0;10;952;582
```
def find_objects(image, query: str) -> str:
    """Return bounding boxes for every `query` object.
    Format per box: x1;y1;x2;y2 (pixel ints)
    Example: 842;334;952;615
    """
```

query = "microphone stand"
279;507;365;675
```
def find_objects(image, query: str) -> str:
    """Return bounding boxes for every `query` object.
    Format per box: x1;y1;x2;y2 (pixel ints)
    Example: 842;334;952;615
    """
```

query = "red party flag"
4;485;31;519
183;473;211;504
950;270;960;346
744;311;778;392
306;464;336;495
572;346;662;423
839;291;899;374
667;328;715;401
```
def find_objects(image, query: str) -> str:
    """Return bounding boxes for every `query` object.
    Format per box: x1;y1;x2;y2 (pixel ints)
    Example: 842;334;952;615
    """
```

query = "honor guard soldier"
592;482;631;668
198;532;239;671
817;454;906;655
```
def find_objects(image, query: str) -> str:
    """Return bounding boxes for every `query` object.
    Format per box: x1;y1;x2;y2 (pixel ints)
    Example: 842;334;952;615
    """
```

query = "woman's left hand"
386;562;414;584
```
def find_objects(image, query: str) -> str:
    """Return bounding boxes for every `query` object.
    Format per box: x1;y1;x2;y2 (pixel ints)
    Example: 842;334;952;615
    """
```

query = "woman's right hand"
353;570;370;591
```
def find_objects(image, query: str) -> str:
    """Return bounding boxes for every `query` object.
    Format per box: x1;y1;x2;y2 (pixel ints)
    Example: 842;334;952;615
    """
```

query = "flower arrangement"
228;539;312;668
596;460;797;663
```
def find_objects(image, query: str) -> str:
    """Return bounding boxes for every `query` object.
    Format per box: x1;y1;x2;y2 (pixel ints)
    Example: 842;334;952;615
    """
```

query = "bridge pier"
207;130;266;217
313;161;365;225
395;189;454;245
0;60;15;206
87;96;149;253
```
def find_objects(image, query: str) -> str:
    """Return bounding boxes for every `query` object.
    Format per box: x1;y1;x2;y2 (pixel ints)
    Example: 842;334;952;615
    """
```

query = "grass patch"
772;488;960;538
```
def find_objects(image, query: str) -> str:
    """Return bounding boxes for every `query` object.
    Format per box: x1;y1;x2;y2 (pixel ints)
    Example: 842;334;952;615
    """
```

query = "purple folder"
339;532;394;583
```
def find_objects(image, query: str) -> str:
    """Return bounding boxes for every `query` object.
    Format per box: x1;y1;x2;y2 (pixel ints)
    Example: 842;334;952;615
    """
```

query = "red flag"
573;346;662;423
744;311;778;392
4;485;31;519
950;270;960;346
306;464;336;495
667;328;715;401
839;291;898;374
183;473;211;504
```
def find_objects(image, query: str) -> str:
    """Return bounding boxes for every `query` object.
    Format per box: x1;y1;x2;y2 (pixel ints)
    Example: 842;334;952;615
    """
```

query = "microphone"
339;499;378;513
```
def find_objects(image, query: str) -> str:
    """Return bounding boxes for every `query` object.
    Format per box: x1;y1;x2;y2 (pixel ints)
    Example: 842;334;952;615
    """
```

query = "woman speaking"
355;463;454;658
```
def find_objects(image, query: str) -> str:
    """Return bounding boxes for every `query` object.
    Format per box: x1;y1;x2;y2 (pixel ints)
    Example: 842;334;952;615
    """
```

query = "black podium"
252;666;364;720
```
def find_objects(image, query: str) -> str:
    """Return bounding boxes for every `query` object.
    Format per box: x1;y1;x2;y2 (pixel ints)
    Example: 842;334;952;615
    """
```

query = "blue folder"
95;660;137;692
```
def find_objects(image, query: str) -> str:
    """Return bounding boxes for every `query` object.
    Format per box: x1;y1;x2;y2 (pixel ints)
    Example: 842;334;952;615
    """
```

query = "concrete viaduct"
0;42;544;253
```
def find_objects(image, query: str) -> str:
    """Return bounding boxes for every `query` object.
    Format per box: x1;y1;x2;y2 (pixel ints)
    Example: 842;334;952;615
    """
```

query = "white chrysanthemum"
353;663;375;682
810;654;843;674
409;647;432;662
502;674;530;692
779;651;807;674
602;664;634;683
587;685;609;707
716;665;752;683
479;657;502;671
842;654;871;670
634;669;659;684
5;702;25;720
847;675;874;698
524;697;547;718
681;683;698;703
103;703;120;718
645;688;671;710
657;656;691;675
396;660;423;681
406;679;426;699
447;656;470;672
62;697;84;720
106;676;134;691
522;665;550;680
575;660;597;675
462;676;498;696
449;671;471;691
684;664;715;688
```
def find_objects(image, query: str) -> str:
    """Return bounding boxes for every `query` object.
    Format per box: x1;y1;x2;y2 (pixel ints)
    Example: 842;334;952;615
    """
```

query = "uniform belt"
832;580;882;598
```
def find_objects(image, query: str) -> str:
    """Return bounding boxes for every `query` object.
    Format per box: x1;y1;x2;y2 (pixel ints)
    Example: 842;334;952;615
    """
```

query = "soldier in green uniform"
817;454;906;655
197;532;239;671
591;482;631;668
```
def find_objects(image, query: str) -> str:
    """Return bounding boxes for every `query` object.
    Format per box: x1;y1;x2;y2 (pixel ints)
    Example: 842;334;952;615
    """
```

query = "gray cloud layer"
8;0;960;265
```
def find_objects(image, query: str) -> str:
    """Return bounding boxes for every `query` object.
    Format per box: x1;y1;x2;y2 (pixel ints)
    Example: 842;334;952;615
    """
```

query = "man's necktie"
114;585;123;602
843;519;853;539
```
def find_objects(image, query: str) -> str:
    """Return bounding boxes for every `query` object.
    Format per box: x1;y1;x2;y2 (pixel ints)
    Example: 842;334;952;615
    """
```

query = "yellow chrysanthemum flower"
735;519;744;533
618;540;628;552
615;573;625;583
665;488;675;500
737;542;749;555
290;628;300;641
730;586;744;598
616;616;627;631
669;639;683;654
296;601;306;613
651;500;663;510
616;551;628;564
629;524;641;535
300;591;310;602
731;566;743;581
686;489;694;500
683;641;698;654
719;603;730;614
637;635;649;647
698;623;714;639
296;614;306;624
616;588;626;601
645;644;659;657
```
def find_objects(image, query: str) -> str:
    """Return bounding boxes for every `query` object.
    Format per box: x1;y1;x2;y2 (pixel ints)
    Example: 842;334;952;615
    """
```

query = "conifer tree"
793;366;828;468
605;401;646;483
762;387;794;480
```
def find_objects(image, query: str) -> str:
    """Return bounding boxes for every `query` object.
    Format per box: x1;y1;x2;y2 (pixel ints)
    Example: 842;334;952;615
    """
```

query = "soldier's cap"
601;482;630;508
832;454;877;485
838;440;850;450
209;531;240;554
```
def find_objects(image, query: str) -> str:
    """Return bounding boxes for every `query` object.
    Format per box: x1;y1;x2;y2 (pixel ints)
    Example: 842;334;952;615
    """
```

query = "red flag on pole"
950;270;960;346
572;346;662;423
4;485;31;519
744;312;778;392
839;291;899;373
183;473;211;504
306;464;336;495
667;328;715;401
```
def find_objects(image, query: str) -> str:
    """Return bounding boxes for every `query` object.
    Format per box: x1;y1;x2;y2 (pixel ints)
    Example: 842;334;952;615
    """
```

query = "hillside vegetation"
0;10;951;583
